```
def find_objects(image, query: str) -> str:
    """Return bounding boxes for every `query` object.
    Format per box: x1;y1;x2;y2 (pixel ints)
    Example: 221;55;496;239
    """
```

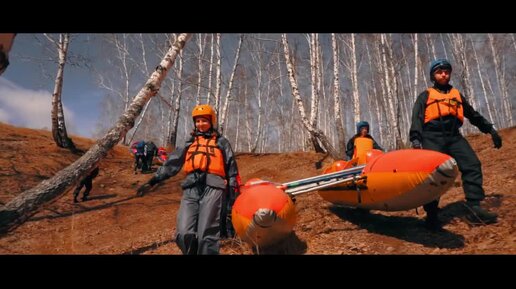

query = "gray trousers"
175;185;225;255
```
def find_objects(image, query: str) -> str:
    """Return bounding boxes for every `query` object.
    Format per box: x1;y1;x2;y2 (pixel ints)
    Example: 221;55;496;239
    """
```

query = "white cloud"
0;77;75;130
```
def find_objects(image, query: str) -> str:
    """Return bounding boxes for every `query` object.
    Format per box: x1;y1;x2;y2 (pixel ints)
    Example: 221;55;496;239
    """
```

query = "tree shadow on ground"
329;205;465;249
87;193;118;201
251;231;308;255
29;195;137;221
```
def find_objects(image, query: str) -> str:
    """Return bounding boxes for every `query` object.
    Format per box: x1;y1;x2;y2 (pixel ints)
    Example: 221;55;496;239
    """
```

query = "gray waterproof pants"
175;185;225;255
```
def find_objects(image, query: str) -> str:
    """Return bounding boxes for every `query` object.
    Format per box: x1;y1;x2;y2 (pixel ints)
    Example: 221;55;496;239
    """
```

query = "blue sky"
0;34;103;138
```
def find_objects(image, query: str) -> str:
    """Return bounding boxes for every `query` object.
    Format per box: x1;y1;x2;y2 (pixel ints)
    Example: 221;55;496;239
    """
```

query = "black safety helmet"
356;121;370;134
429;59;452;81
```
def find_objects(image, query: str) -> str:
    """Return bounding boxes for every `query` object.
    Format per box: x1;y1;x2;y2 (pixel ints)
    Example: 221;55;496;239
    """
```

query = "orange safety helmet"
192;104;217;129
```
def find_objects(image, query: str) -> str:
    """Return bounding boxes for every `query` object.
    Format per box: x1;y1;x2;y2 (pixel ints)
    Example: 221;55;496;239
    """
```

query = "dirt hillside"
0;122;514;254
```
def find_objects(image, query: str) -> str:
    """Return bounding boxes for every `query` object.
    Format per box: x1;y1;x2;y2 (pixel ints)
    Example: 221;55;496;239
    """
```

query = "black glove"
490;129;502;149
229;186;239;205
220;186;239;239
411;139;423;149
136;178;157;197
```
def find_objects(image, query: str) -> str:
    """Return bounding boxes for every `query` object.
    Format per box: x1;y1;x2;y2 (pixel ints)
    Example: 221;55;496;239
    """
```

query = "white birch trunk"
235;104;240;152
488;34;512;126
471;36;494;125
449;34;477;110
331;33;346;158
207;34;214;104
350;33;361;124
380;34;401;149
214;33;222;120
281;34;339;159
413;34;419;97
196;34;203;105
439;34;449;60
219;34;243;134
47;33;77;151
169;50;184;148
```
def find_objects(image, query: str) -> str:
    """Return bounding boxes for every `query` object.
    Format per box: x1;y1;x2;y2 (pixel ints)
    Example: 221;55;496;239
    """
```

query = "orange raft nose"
232;180;296;247
319;149;458;211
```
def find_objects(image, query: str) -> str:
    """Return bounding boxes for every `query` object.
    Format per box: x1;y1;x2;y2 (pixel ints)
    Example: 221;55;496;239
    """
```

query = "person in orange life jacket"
136;104;241;255
73;166;99;203
346;121;384;164
409;59;502;230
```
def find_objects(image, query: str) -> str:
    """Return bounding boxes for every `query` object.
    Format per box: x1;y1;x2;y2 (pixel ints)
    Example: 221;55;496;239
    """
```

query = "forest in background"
9;33;516;155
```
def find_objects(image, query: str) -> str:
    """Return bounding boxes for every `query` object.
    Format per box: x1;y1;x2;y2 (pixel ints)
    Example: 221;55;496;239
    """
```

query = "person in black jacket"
73;166;99;203
137;104;240;255
132;140;146;174
144;141;158;172
409;59;502;230
346;121;384;163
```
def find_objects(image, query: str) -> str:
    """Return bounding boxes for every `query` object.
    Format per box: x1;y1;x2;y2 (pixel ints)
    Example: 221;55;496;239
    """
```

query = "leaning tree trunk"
0;33;191;234
49;33;77;152
127;98;153;145
281;34;340;160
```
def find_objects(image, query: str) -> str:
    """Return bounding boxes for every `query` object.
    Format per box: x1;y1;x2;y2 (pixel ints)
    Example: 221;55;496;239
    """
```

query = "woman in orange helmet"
137;104;240;255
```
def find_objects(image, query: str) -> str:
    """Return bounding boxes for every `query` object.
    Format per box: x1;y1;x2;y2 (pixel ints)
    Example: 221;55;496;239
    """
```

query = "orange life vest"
424;88;464;124
184;135;226;177
353;137;373;165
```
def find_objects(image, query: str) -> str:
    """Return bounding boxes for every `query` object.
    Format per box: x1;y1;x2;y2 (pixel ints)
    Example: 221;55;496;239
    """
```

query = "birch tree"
470;35;494;125
206;34;214;105
379;34;403;148
219;34;244;134
331;34;346;158
214;33;222;119
413;34;419;98
195;34;205;105
45;33;77;152
97;34;137;145
365;40;385;146
449;34;477;109
348;34;361;124
282;34;339;159
307;33;324;153
168;49;184;149
488;34;512;126
0;33;191;234
127;34;155;145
